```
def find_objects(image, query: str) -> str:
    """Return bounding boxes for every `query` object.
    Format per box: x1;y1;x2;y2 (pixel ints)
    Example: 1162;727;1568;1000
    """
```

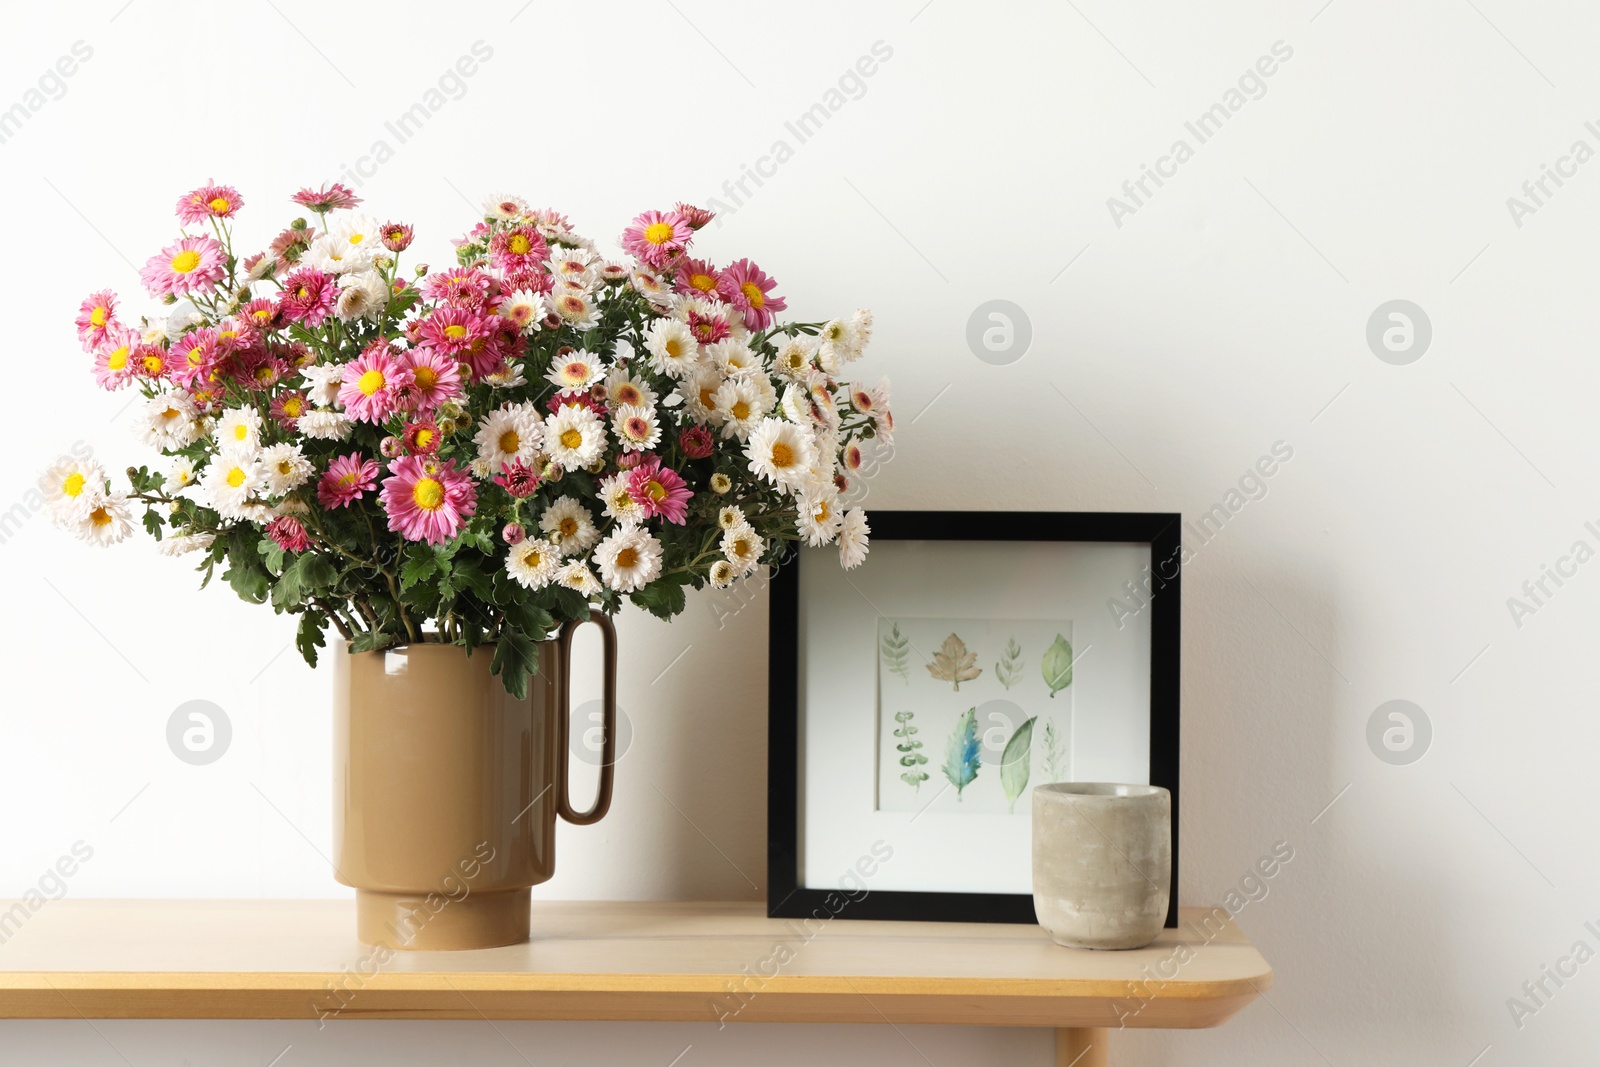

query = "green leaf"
258;537;287;576
502;598;555;639
995;637;1023;690
348;630;397;654
880;623;911;682
941;708;980;800
1000;716;1037;814
491;628;539;700
1042;634;1074;697
296;610;328;668
630;579;687;620
400;552;438;590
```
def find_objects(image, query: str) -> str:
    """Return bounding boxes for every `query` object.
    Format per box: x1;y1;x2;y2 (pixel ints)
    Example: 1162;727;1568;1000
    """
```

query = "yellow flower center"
226;467;247;488
90;307;108;327
615;546;639;568
508;234;531;255
412;477;445;510
63;472;85;497
359;369;385;396
643;222;674;245
277;461;294;475
699;387;716;408
106;346;129;371
170;249;202;274
415;428;435;448
770;441;795;468
740;281;765;308
730;400;750;421
348;232;366;244
525;548;543;568
142;354;166;374
560;428;583;450
814;501;831;522
159;406;181;421
646;480;666;503
208;196;230;213
498;430;520;454
90;507;113;527
665;338;684;359
559;517;578;536
233;424;249;441
413;366;438;390
283;396;304;417
690;273;715;293
387;229;406;242
186;347;206;367
339;472;357;487
443;324;468;340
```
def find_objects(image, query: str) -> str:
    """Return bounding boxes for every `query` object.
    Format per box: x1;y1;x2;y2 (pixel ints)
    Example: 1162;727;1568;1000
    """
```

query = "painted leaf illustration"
941;708;980;799
1042;634;1073;697
995;637;1023;689
1000;716;1037;814
881;623;912;683
893;709;928;790
1042;717;1067;783
926;633;982;691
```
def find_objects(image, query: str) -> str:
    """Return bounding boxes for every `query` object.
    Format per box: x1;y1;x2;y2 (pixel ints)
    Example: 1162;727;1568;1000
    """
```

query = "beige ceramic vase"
333;610;617;950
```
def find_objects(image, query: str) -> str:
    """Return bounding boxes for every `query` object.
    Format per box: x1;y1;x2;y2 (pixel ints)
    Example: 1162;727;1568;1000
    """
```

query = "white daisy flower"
475;402;543;471
157;530;214;557
643;318;698;378
707;339;761;378
549;284;597;330
708;559;736;588
41;455;107;520
484;193;530;220
797;487;844;546
546;247;597;288
543;404;607;468
772;336;816;381
594;524;663;593
200;449;265;521
849;308;874;352
299;362;343;408
297;409;353;441
612;403;662;452
712;377;768;441
599;472;645;523
631;269;669;304
683;367;724;424
261;443;315;495
331;214;384;254
303;232;370;275
498;289;548;333
164;457;198;495
335;270;389;322
817;318;861;371
139;392;204;449
604;367;658;409
546;353;604;394
838;508;870;569
745;417;815;490
556;558;602;596
808;378;841;429
718;505;745;531
506;537;560;590
483;362;529;389
539;496;600;554
74;490;133;546
216;406;264;451
720;522;765;576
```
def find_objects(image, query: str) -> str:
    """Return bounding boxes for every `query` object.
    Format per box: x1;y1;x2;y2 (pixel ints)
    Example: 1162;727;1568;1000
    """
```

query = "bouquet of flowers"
47;182;890;695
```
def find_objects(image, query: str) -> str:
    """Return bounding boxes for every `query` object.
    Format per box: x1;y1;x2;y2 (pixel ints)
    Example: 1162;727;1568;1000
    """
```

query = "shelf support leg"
1057;1027;1109;1067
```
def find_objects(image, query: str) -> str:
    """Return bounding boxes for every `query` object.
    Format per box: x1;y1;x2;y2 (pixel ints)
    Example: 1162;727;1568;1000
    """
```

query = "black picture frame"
767;511;1181;926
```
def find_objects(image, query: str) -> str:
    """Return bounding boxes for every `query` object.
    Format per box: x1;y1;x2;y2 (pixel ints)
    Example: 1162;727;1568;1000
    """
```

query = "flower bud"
502;523;525;545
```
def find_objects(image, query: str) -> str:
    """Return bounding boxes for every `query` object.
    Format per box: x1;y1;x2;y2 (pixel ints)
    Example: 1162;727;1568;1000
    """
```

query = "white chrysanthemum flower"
304;232;370;275
545;353;603;394
549;285;598;330
498;289;548;334
708;559;736;588
643;318;698;378
73;490;133;546
216;406;263;451
599;472;645;523
780;383;810;425
297;409;353;441
164;456;198;495
745;417;815;490
772;336;816;382
849;308;873;352
506;537;560;590
546;247;597;288
817;318;861;371
837;508;870;569
808;378;841;430
331;214;383;253
707;339;760;378
540;496;600;554
543;404;606;468
139;392;204;449
718;505;745;531
612;403;662;453
475;402;543;472
720;522;765;576
483;362;529;389
41;455;107;520
335;270;389;322
712;377;768;441
797;487;844;546
604;367;658;410
556;558;602;596
484;193;529;220
594;524;663;593
200;449;265;521
683;367;724;424
300;363;344;408
157;530;215;557
261;443;315;496
164;300;204;340
631;268;669;304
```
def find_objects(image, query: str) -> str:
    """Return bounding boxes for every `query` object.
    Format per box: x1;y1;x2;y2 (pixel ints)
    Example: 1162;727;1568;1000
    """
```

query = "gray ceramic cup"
1032;783;1171;950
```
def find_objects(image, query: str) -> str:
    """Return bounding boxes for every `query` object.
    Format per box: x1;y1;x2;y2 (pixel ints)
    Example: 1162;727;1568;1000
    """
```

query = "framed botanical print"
767;511;1181;925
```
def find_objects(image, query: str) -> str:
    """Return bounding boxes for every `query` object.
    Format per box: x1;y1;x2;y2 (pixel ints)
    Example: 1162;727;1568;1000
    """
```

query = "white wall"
2;0;1595;1062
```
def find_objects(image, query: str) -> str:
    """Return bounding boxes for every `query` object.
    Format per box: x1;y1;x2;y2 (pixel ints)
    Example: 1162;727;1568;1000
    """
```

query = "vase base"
356;888;531;950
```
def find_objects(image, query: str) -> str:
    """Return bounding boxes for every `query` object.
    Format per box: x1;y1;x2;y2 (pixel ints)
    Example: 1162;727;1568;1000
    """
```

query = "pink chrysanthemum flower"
417;306;489;356
337;342;414;424
92;325;138;391
240;297;282;332
493;460;540;499
399;348;463;412
687;307;731;346
176;181;244;225
278;267;338;325
236;350;287;391
317;453;379;509
627;455;694;525
380;221;413;251
266;515;312;553
489;224;549;272
679;425;715;460
76;290;118;350
132;343;173;380
621;209;693;268
380;456;477;545
169;329;220;388
674;258;721;300
419;268;495;306
292;182;361;213
673;202;716;230
717;258;787;331
140;235;225;297
402;418;443;455
270;390;309;430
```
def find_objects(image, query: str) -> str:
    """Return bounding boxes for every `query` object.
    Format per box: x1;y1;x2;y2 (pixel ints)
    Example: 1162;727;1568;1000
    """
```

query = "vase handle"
555;609;617;826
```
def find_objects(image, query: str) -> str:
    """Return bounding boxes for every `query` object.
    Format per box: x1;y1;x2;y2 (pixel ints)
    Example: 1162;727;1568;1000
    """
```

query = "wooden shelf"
0;901;1269;1029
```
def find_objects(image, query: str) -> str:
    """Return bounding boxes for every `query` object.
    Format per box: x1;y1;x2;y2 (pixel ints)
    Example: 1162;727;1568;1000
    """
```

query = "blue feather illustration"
942;708;981;800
